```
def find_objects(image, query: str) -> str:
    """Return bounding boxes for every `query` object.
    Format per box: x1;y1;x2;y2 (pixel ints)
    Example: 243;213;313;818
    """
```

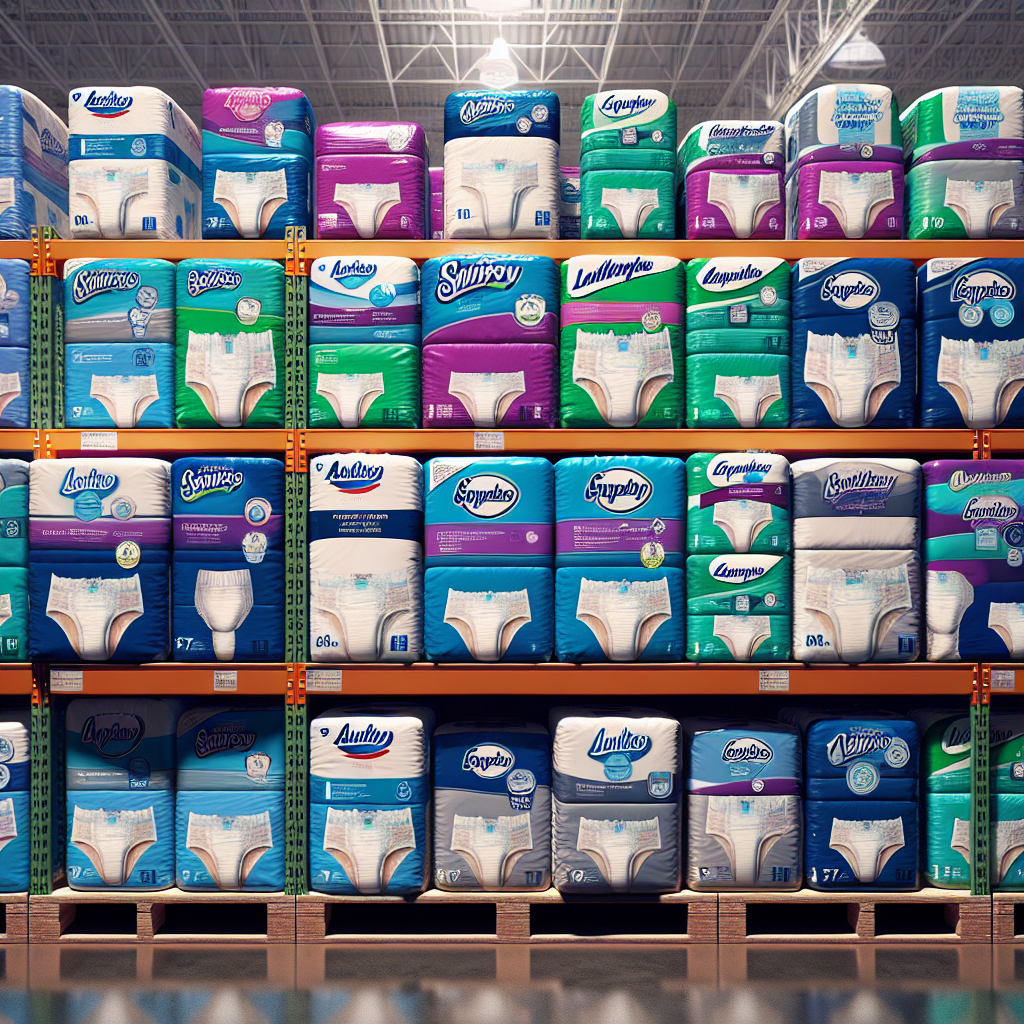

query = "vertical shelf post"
285;665;308;896
29;663;53;895
284;226;308;432
29;227;59;430
971;665;991;896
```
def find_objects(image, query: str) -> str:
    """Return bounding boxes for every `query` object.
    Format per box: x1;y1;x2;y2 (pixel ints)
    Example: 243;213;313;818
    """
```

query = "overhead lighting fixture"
828;30;886;71
478;37;519;90
465;0;531;11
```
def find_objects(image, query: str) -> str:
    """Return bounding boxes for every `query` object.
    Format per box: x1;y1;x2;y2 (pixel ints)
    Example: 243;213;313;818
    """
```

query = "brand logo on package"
225;88;274;122
826;728;893;765
178;466;245;502
434;258;523;303
452;474;520;519
819;271;880;309
709;555;775;584
584;469;652;514
709;455;775;484
699;263;768;290
941;720;971;754
80;713;145;757
72;269;141;304
598;93;657;119
82;89;134;117
330;259;377;289
321;459;384;494
962;494;1020;522
186;268;242;296
334;722;394;759
948;469;1014;491
822;468;898;511
462;743;515;778
951;270;1016;306
459;96;517;124
570;256;657;296
722;737;774;763
830;89;885;132
708;123;777;139
587;727;652;764
59;466;118;497
953;89;1005;133
39;128;67;160
194;724;257;758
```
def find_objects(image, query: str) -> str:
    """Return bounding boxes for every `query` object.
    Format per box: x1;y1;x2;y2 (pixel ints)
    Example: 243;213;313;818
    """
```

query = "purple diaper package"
422;343;558;429
788;160;904;239
430;167;444;239
202;87;315;160
315;153;426;240
684;168;784;239
314;122;428;160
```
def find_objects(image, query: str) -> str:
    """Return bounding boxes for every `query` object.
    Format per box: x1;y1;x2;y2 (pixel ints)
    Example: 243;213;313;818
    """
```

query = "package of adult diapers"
430;166;444;238
918;259;1024;427
423;566;553;662
202;87;315;160
555;567;685;662
65;343;174;428
906;159;1024;239
685;168;784;239
422;343;556;428
421;254;559;346
685;353;790;428
686;452;790;555
791;257;917;428
685;554;791;616
689;722;800;795
66;789;174;890
433;721;551;891
0;260;29;348
679;120;785;176
791;458;921;550
203;151;311;239
921;791;972;888
308;255;420;346
443;91;560;240
175;259;284;427
316;121;427;159
687;612;790;662
424;456;553;567
0;566;28;660
914;710;973;794
581;171;675;239
580;91;676;161
65;697;178;790
0;347;27;427
792;549;920;663
0;789;29;891
310;343;420;428
787;160;904;239
176;706;284;790
0;459;29;567
993;794;1024;890
175;790;285;891
555;455;685;568
64;259;175;344
685;258;791;353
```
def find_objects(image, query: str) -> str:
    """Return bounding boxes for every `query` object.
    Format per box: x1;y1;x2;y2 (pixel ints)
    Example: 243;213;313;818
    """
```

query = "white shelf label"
80;431;118;450
758;669;790;692
474;431;504;451
306;669;344;693
992;669;1016;692
213;669;238;692
51;669;83;693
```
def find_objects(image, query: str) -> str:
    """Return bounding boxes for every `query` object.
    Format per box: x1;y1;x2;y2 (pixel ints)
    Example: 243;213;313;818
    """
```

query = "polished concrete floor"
1;944;1020;1023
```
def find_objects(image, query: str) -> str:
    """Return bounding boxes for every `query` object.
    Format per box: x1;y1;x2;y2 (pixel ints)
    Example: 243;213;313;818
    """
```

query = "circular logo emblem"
1009;547;1023;568
885;738;911;768
507;769;536;794
652;129;664;143
514;294;545;327
130;138;147;157
640;541;665;568
1005;523;1024;548
72;492;104;523
245;497;271;526
860;144;874;159
991;300;1015;327
603;752;634;781
868;301;900;330
370;283;397;308
0;765;9;790
847;761;880;795
0;737;12;763
387;124;414;152
264;121;285;147
111;496;136;521
642;309;663;332
396;781;412;801
242;531;268;564
516;116;532;134
751;779;765;793
236;296;261;324
531;104;549;123
764;592;777;608
526;530;539;544
116;540;141;569
763;152;776;166
760;286;778;306
959;304;984;327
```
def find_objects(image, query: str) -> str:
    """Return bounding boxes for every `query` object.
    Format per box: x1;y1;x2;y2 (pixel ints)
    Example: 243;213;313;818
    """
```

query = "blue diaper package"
0;346;28;427
65;343;175;428
424;566;554;662
0;459;28;567
803;717;919;800
175;790;285;890
0;789;29;891
0;716;29;793
0;259;29;347
175;705;285;790
63;259;176;344
688;723;801;795
202;152;312;239
444;90;560;143
555;567;685;662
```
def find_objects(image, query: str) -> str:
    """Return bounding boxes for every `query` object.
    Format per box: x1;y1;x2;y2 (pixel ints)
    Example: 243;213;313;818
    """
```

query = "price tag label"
474;431;505;451
992;669;1016;692
213;669;238;692
80;431;118;450
758;669;790;692
51;669;84;693
306;669;344;693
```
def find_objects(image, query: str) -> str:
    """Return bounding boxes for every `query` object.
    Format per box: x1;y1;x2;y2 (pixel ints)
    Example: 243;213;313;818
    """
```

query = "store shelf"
39;428;292;456
0;664;34;695
0;430;37;452
302;662;978;696
986;665;1023;694
988;432;1024;454
47;663;289;695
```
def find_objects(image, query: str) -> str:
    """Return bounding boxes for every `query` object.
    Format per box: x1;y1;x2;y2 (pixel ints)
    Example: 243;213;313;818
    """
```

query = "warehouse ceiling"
0;0;1021;162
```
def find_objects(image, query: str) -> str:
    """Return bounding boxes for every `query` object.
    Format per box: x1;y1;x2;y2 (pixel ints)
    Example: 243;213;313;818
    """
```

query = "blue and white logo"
331;259;377;290
846;761;880;795
587;726;651;781
334;722;394;759
319;459;384;494
186;268;242;296
462;743;515;778
452;474;519;519
820;271;880;309
72;269;141;304
459;96;516;125
435;258;523;303
80;713;145;757
584;468;652;514
60;466;118;498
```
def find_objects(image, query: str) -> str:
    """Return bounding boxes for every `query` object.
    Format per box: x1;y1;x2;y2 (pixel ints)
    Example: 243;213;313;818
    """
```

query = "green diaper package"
686;613;790;662
580;91;677;158
685;353;790;428
0;566;27;660
924;792;972;889
685;553;791;615
309;344;420;428
581;171;676;240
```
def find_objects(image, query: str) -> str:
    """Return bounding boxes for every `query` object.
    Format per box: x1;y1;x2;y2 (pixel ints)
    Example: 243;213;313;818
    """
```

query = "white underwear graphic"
572;327;674;428
448;371;526;428
995;816;1024;884
0;592;11;629
450;812;533;887
951;817;971;866
194;568;253;661
576;816;662;888
89;374;160;428
926;570;974;661
944;178;1016;238
937;336;1024;428
213;168;289;238
443;588;532;662
705;796;797;886
600;186;660;238
71;805;158;885
804;332;901;427
0;796;17;854
804;564;913;663
315;372;385;428
311;571;412;662
186;810;273;889
46;574;144;661
989;602;1024;658
575;577;672;661
460;160;539;235
323;806;416;894
829;816;906;884
0;371;22;417
185;329;276;427
333;182;401;240
72;165;149;238
707;171;780;238
713;499;774;553
713;374;782;427
817;169;895;238
712;615;773;661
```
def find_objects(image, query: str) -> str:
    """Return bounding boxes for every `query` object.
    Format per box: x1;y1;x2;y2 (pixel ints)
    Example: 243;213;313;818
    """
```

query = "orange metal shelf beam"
987;432;1024;454
46;663;288;696
40;429;291;456
0;664;34;695
983;664;1024;695
0;430;37;452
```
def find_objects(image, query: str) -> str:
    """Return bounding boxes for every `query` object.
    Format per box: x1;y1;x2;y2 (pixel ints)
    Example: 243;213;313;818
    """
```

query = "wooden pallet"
29;888;296;943
297;888;717;944
718;888;991;944
993;891;1024;943
0;892;27;942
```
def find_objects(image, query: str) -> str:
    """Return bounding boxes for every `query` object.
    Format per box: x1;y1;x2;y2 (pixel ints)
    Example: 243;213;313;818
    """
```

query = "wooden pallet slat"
0;892;28;942
992;891;1024;943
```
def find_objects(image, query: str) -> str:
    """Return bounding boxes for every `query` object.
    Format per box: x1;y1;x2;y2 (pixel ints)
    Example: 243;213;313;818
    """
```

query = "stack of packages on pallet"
0;259;30;427
0;459;28;660
0;711;28;892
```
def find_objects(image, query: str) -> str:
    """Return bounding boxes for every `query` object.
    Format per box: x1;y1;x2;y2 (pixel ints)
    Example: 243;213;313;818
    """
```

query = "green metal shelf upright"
29;227;60;429
972;671;991;896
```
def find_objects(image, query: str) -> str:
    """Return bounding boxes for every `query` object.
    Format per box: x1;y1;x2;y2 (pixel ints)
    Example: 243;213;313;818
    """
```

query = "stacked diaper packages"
559;166;581;239
923;459;1024;662
989;717;1024;889
28;458;171;662
901;87;1024;239
175;706;285;890
687;722;802;890
679;120;785;239
434;721;551;891
429;167;444;238
202;87;315;238
551;708;682;894
918;259;1024;427
65;698;179;890
685;258;791;427
63;258;176;428
171;457;284;662
309;705;434;895
444;91;560;239
308;453;423;662
783;85;903;239
424;457;553;662
791;258;918;428
0;714;29;890
175;259;284;428
0;460;29;660
554;456;685;662
315;122;427;240
560;255;684;428
580;91;676;239
421;254;559;428
68;87;201;239
0;259;28;427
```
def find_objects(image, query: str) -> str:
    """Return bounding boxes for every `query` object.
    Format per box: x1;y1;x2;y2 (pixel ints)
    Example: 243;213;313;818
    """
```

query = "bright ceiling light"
465;0;532;12
478;37;519;90
828;30;886;71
